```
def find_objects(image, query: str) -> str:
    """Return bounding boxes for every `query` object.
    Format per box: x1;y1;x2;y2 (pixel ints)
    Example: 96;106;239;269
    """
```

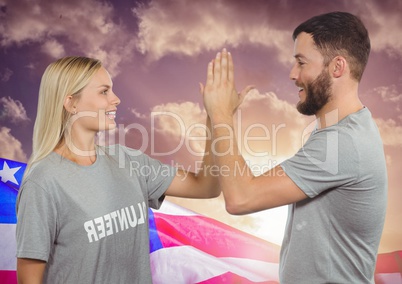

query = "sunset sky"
0;0;401;253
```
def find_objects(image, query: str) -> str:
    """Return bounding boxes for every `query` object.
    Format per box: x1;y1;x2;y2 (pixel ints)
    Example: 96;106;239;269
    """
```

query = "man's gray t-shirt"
280;107;387;283
16;144;176;283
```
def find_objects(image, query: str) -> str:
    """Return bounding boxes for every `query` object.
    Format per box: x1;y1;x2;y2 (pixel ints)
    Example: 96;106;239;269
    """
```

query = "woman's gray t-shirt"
16;145;176;283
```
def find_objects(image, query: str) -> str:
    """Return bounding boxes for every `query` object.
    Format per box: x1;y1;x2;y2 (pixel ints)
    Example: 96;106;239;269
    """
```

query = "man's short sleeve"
281;128;358;198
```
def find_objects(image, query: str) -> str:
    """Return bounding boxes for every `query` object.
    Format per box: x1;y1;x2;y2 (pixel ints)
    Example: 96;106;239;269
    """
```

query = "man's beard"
297;69;332;116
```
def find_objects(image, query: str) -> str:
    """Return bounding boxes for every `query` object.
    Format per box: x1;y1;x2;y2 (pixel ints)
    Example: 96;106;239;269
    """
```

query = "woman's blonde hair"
26;56;102;174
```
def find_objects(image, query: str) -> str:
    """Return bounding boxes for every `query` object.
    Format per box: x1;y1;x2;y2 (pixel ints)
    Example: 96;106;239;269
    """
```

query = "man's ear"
332;56;347;78
63;95;76;114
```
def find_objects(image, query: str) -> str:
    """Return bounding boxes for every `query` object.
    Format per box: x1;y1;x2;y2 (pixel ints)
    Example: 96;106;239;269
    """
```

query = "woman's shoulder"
26;153;59;176
21;154;62;196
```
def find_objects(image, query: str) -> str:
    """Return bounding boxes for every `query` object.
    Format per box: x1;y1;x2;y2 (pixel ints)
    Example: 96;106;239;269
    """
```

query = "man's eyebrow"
294;53;307;60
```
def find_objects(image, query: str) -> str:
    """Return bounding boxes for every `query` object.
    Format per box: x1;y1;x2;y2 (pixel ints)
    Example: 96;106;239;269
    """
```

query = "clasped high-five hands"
200;48;254;123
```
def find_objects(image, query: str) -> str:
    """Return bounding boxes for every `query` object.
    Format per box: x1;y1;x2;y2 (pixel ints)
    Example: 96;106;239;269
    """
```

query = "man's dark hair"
293;11;370;82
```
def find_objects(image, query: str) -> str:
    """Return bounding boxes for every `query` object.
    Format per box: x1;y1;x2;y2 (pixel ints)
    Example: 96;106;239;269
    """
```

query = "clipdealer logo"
64;108;338;175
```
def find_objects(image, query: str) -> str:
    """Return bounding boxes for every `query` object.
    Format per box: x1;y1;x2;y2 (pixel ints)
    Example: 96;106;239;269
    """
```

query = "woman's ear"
332;56;347;78
63;95;76;114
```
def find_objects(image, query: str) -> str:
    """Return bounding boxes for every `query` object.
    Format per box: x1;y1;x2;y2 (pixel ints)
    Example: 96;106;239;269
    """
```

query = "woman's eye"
102;89;108;95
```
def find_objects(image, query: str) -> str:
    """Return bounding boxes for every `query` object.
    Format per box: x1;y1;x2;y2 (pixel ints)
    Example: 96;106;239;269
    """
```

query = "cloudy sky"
1;0;401;253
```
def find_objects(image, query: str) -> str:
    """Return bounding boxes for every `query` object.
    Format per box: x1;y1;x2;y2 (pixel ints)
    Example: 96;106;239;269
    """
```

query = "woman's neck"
55;140;97;166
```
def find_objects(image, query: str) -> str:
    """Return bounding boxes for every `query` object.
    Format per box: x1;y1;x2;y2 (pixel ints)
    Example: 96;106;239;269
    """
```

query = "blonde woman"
16;57;220;283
